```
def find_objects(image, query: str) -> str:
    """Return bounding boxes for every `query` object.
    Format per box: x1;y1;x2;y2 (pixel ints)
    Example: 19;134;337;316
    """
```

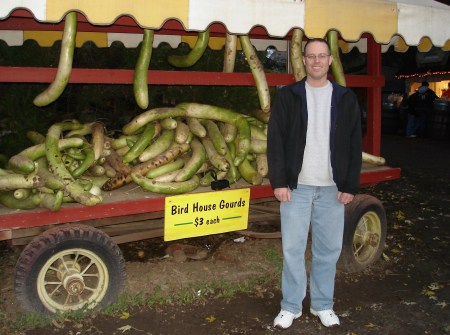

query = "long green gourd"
131;174;200;195
123;107;186;135
174;138;206;182
33;12;77;106
223;33;237;73
134;29;154;109
239;35;270;113
291;28;306;81
327;30;346;86
168;29;210;67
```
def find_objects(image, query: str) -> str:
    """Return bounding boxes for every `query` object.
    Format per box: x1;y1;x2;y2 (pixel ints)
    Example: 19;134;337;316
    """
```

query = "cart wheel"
14;224;126;314
338;194;387;273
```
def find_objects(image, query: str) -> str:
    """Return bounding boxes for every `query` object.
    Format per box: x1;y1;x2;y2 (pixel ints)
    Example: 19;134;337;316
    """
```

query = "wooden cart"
1;0;448;314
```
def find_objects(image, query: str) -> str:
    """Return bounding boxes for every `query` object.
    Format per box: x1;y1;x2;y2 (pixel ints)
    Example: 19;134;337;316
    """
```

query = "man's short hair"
303;38;331;54
421;81;429;87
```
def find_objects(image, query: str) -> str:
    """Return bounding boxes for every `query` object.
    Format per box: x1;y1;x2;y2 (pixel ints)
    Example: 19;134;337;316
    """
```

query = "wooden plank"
10;211;165;240
0;229;12;241
250;204;280;214
101;219;163;237
0;67;384;88
111;228;164;244
248;214;280;223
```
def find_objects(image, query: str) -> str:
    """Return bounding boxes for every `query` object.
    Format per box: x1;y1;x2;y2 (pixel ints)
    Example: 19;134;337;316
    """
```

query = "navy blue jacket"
267;78;362;195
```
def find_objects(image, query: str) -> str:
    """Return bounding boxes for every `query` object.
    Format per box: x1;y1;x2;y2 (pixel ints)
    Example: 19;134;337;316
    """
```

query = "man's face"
303;41;332;83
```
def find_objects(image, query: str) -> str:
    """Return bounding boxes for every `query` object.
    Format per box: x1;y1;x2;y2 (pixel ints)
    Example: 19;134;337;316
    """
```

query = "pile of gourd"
0;11;276;211
0;103;269;211
0;12;386;211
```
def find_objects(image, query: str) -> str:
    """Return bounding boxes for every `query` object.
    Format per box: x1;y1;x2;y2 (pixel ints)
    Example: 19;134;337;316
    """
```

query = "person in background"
441;82;450;100
406;81;438;138
267;38;362;330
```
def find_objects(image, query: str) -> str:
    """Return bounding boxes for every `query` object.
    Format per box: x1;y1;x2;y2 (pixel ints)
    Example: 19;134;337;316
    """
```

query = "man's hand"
337;192;354;205
274;187;290;202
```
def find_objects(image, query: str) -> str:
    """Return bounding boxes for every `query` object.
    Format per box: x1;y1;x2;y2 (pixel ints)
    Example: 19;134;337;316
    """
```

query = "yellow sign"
164;188;250;241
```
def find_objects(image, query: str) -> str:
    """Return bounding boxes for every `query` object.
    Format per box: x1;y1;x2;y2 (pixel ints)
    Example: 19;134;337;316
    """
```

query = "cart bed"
0;164;400;242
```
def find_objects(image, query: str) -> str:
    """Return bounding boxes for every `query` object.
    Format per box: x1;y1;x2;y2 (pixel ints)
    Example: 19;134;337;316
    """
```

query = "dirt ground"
1;134;449;335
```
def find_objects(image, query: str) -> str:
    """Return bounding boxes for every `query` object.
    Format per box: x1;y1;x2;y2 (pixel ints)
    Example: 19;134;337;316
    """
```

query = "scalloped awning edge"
0;0;449;48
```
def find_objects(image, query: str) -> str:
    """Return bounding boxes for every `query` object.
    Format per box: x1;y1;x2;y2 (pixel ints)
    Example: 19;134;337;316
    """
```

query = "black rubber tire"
14;224;126;314
338;194;387;273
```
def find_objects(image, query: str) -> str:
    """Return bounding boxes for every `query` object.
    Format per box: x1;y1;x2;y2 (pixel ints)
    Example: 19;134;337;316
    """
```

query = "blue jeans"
406;109;427;137
279;185;344;314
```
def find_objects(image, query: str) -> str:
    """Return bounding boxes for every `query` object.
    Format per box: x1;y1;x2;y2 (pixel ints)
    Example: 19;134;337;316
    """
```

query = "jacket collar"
290;77;348;100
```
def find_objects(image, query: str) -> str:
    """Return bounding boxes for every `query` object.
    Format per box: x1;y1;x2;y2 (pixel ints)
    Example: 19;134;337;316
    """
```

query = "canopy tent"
0;0;449;157
0;0;449;52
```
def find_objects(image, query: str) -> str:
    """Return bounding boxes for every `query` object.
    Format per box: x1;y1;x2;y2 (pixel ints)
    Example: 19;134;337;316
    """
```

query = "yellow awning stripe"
304;0;397;43
416;37;433;53
45;0;189;29
24;31;108;48
443;40;450;52
393;36;409;53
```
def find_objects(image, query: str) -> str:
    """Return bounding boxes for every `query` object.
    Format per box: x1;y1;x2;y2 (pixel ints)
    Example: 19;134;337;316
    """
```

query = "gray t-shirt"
298;81;335;186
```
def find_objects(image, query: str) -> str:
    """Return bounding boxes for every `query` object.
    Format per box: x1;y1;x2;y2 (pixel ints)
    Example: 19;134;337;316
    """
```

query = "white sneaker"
310;308;340;327
273;310;302;329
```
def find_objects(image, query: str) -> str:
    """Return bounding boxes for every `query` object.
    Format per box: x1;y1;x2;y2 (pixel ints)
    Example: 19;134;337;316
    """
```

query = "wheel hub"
63;271;85;296
367;232;379;247
56;260;85;296
361;231;379;247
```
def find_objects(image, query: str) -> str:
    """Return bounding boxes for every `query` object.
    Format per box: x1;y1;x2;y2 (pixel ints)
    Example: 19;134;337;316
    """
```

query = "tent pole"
365;35;383;156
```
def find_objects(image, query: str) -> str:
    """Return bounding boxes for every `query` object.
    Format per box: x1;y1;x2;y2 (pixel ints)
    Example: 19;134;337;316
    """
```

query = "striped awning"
0;0;449;52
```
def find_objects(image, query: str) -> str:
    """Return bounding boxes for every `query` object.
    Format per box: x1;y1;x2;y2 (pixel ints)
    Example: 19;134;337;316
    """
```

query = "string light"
396;70;450;79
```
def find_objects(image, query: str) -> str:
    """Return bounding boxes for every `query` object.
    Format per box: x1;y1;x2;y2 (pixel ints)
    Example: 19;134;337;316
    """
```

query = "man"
267;38;362;329
406;81;438;138
441;82;450;100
